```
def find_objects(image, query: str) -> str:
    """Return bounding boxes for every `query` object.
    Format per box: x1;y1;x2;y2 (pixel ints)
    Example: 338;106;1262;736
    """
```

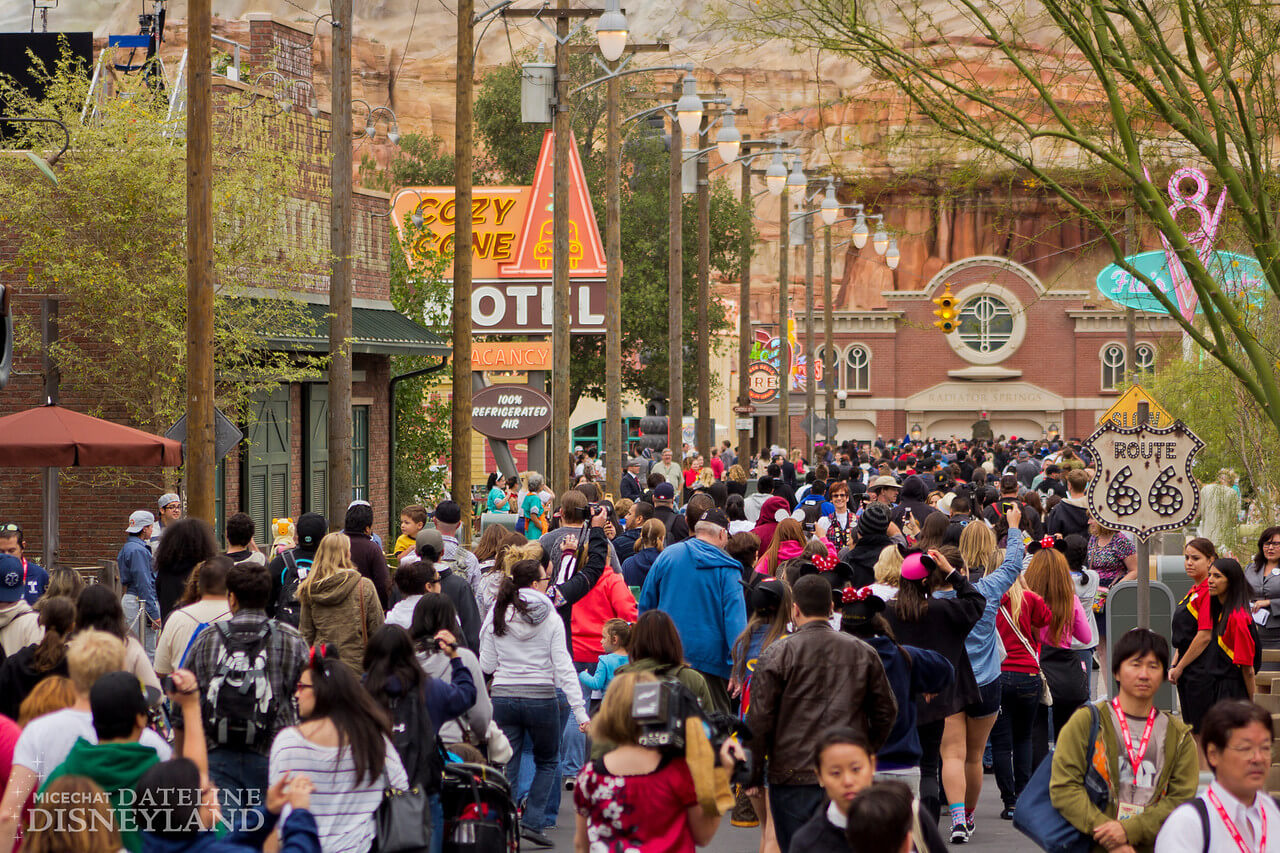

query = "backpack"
202;621;278;751
387;683;446;795
276;549;314;628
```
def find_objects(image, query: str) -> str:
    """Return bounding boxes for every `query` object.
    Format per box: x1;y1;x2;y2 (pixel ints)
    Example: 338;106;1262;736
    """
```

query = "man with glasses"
150;492;183;551
825;481;857;549
0;523;48;604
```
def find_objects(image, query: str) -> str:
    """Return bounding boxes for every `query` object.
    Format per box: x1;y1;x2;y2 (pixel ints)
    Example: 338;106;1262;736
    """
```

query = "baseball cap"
90;671;149;740
653;482;675;501
126;510;156;534
416;528;445;561
0;554;24;603
699;509;730;531
347;499;372;510
158;493;181;509
296;512;327;548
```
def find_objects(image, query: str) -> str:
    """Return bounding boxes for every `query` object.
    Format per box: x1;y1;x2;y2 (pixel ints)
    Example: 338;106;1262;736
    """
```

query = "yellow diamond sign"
1098;386;1174;430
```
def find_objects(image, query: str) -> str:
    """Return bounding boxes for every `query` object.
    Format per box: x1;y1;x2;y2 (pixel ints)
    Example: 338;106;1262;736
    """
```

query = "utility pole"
736;137;753;460
695;115;711;458
604;67;622;499
823;221;835;449
667;80;684;457
778;183;790;455
186;0;214;523
326;0;354;531
804;208;816;461
550;0;572;499
452;0;475;539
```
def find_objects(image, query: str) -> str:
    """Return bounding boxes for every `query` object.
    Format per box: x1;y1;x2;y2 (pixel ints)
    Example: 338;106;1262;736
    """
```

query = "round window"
956;295;1014;354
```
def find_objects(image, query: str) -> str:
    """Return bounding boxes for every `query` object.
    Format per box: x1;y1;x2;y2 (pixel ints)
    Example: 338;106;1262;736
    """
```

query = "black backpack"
387;683;446;795
275;549;314;628
202;621;278;751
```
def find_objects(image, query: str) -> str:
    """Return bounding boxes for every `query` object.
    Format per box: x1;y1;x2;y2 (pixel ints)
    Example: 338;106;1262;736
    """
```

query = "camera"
631;680;753;786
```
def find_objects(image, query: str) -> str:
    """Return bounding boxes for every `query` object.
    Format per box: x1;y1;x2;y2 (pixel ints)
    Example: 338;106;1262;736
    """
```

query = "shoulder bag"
374;763;431;853
1012;702;1109;853
1001;604;1052;705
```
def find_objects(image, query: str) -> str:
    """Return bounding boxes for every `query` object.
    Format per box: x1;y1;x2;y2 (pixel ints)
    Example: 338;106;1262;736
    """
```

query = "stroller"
440;762;521;852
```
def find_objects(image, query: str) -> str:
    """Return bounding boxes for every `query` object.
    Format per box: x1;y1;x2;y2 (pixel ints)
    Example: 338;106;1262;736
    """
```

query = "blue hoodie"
865;636;954;770
141;808;319;853
638;537;747;679
621;547;660;587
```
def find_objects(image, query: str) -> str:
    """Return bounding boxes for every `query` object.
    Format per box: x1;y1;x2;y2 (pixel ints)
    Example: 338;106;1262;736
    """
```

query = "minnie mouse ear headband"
900;550;938;582
811;553;838;572
775;507;809;524
838;586;886;624
1026;534;1068;555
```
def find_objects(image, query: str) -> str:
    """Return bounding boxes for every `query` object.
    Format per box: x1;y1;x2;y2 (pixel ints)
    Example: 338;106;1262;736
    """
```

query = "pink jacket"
753;539;837;575
570;568;638;663
1039;597;1093;649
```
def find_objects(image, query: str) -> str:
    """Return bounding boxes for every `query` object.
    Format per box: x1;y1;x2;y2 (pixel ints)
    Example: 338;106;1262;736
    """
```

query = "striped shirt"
269;727;407;853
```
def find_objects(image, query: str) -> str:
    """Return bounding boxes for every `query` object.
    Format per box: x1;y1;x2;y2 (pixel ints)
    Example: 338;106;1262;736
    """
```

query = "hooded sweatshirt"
297;570;384;672
140;808;320;853
750;496;792;553
621;547;660;588
384;594;422;630
890;475;937;528
1047;494;1091;538
478;588;588;725
0;601;43;658
637;538;749;680
42;738;160;852
860;636;954;770
418;646;492;745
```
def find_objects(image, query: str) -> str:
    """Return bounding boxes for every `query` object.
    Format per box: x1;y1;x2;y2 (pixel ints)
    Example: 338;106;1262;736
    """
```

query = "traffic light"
932;284;958;333
0;285;9;390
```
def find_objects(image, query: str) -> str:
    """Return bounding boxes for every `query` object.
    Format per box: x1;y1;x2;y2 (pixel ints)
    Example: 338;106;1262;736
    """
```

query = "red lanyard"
1208;787;1267;853
1111;698;1157;774
18;559;27;587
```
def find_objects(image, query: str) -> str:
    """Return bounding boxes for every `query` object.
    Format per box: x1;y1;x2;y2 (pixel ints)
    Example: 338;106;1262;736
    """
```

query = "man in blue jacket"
638;508;746;713
118;510;160;658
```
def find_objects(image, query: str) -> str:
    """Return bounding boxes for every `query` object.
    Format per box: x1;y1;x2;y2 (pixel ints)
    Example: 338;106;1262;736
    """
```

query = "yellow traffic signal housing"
932;284;958;333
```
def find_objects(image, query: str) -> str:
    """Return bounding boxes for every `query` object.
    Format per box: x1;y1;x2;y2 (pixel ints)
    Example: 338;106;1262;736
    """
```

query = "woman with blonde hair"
958;522;998;579
298;532;384;671
871;545;903;600
726;464;749;498
1025;546;1093;768
622;518;666;588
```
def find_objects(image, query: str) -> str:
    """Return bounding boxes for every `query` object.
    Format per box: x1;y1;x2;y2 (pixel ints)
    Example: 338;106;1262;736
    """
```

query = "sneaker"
520;827;554;848
563;777;575;791
950;822;970;844
1000;807;1016;821
730;788;759;827
966;815;975;836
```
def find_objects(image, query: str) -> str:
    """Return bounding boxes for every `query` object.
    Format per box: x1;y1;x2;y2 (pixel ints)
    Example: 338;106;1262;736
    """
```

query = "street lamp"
886;238;900;270
850;205;868;249
820;178;839;226
716;110;741;164
787;156;807;190
765;150;787;196
870;214;889;255
676;73;704;137
595;0;629;61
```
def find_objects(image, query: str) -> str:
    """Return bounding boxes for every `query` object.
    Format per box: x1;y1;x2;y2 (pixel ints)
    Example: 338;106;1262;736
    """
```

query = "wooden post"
823;222;835;450
804;209;816;461
696;116;711;458
736;138;753;460
327;0;354;530
778;184;790;456
1136;399;1151;628
667;82;683;457
41;298;59;570
185;0;215;523
604;68;622;498
550;0;572;499
452;0;475;539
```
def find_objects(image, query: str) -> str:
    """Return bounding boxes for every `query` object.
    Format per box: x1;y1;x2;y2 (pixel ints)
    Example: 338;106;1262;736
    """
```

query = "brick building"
0;16;448;565
757;255;1182;444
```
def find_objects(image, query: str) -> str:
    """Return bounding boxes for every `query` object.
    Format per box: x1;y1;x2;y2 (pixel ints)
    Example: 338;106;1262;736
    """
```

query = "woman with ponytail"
1169;538;1220;740
478;559;588;847
1195;558;1261;701
268;644;407;853
0;596;73;718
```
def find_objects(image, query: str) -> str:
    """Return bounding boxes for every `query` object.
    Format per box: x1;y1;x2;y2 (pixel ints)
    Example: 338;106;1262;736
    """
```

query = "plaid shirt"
174;608;309;755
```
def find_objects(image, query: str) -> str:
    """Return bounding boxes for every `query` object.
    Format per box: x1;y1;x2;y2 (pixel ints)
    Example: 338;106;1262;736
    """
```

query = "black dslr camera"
631;680;753;786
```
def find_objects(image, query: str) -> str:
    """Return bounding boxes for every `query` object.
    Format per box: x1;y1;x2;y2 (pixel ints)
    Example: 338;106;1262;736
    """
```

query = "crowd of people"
0;432;1277;853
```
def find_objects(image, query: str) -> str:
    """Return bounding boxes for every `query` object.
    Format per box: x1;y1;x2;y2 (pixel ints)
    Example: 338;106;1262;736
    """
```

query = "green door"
245;386;291;542
305;384;329;515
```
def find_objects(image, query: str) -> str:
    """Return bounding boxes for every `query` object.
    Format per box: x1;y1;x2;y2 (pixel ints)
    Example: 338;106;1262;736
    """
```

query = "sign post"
1082;410;1204;628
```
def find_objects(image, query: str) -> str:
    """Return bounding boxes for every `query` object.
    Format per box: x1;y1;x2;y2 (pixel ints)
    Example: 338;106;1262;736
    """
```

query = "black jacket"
612;527;642;563
890;475;938;528
0;645;68;719
553;527;608;654
790;802;947;853
1046;497;1090;538
620;472;642;501
839;533;894;588
438;567;482;652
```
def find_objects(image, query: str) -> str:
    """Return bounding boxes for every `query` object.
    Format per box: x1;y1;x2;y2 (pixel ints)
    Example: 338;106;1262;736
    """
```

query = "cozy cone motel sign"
391;131;607;334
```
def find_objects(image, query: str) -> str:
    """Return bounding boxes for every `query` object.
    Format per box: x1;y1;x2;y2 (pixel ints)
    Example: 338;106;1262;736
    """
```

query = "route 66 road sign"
1081;420;1204;542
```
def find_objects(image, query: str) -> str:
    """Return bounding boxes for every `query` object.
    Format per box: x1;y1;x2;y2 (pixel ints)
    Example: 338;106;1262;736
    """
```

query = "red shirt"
570;568;638;663
1200;601;1256;666
575;755;698;852
1184;580;1209;624
709;457;724;479
997;590;1051;674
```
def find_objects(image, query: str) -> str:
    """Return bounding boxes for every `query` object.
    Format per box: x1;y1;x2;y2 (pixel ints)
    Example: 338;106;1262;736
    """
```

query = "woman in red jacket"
992;576;1050;819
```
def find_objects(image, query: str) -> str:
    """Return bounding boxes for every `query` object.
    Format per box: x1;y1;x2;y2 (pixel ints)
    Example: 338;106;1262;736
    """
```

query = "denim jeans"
991;671;1042;808
121;593;157;660
560;664;593;783
493;695;561;832
207;748;269;830
429;793;443;853
767;784;825;853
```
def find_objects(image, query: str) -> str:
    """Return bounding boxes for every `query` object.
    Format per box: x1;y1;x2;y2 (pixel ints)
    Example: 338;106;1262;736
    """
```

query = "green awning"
262;301;451;358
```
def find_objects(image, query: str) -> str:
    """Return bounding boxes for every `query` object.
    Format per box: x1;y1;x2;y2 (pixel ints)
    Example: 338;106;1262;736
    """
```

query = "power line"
393;0;421;86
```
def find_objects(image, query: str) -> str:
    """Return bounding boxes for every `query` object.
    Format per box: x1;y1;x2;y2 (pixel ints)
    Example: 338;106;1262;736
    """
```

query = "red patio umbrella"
0;404;184;565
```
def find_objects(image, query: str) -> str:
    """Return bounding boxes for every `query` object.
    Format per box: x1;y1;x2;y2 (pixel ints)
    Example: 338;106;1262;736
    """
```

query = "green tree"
360;132;455;192
718;0;1280;435
0;49;320;447
474;58;754;413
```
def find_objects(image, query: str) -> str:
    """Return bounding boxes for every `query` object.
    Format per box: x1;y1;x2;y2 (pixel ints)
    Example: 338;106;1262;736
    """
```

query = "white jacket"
479;588;588;725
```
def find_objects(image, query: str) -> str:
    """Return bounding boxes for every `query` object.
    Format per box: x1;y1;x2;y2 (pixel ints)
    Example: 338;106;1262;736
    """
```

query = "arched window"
956;295;1015;354
1135;343;1155;377
815;345;839;390
846;345;871;393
